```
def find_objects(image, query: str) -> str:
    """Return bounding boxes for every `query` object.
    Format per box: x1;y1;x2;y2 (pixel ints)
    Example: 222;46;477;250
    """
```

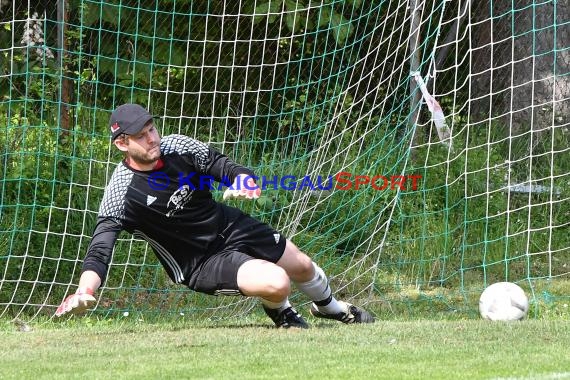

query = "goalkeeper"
56;103;375;328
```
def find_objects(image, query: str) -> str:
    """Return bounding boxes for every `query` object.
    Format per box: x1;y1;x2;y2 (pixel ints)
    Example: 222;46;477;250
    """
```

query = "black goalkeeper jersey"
81;134;255;285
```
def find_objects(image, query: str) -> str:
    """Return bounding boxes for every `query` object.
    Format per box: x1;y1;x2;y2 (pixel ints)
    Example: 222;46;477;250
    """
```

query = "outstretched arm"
184;138;261;200
55;217;121;317
160;134;260;198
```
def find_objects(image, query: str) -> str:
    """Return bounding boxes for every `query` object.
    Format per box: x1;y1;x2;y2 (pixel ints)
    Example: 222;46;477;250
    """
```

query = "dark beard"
129;147;160;166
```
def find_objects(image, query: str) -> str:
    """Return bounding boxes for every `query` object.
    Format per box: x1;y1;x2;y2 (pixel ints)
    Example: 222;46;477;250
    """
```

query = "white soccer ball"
479;282;529;321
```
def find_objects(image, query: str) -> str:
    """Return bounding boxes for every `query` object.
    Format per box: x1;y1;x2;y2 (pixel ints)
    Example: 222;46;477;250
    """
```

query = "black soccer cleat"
263;306;309;329
310;301;375;324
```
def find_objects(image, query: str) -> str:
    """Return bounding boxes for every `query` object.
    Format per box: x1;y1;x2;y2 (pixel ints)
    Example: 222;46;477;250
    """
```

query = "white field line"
491;372;570;380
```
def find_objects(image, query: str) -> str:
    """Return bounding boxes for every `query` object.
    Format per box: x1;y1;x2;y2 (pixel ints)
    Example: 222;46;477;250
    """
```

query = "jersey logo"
146;195;157;206
166;184;193;217
273;233;280;244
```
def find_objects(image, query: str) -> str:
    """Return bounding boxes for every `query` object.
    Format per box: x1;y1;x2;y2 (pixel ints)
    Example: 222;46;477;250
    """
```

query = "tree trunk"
58;0;71;138
469;0;570;133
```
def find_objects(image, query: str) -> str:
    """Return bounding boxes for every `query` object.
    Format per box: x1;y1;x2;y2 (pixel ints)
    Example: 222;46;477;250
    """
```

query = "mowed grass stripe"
1;319;569;380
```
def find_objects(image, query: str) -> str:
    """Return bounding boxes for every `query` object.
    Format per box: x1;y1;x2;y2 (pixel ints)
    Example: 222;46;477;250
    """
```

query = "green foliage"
251;0;356;45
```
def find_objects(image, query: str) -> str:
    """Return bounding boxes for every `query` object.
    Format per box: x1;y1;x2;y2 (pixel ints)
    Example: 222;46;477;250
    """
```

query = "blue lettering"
316;175;333;190
199;175;215;190
243;175;258;190
261;175;279;190
298;176;315;191
218;176;233;191
147;172;170;191
280;175;297;191
178;172;197;190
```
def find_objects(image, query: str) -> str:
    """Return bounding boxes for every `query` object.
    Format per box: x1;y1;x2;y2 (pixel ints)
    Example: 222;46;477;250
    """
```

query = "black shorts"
187;212;287;295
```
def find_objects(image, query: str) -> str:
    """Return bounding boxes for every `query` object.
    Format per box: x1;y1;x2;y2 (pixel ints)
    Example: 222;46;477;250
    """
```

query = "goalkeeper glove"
55;287;96;317
223;174;261;200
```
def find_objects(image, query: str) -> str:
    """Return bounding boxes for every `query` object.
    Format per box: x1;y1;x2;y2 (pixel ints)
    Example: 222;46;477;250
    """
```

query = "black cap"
109;104;153;140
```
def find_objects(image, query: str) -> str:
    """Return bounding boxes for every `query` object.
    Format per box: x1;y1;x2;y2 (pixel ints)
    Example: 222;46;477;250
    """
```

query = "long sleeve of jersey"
205;146;255;183
81;217;122;283
160;134;255;183
80;134;255;284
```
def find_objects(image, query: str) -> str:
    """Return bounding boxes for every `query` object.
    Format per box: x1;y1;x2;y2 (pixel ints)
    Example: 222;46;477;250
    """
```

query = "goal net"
1;0;569;320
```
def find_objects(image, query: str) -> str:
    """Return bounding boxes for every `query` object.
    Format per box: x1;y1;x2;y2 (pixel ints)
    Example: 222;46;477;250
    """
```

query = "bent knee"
262;264;290;295
266;269;291;298
237;260;291;299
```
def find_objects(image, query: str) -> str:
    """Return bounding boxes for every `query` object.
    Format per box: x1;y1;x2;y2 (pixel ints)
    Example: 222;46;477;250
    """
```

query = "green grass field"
2;315;570;380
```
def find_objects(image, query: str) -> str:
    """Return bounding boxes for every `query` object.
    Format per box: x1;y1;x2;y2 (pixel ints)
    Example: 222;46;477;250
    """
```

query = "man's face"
114;122;161;169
